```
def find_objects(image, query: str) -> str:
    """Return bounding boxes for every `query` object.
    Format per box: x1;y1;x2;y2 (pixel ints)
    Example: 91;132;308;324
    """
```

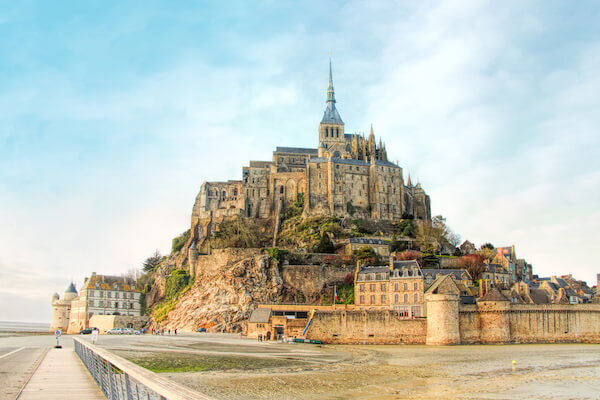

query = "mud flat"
93;335;600;400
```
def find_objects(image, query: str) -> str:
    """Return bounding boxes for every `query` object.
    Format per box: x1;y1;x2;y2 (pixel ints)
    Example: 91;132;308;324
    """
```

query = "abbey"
191;61;431;229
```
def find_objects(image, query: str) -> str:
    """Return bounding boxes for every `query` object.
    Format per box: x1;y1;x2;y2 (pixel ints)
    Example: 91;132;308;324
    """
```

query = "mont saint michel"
3;2;600;399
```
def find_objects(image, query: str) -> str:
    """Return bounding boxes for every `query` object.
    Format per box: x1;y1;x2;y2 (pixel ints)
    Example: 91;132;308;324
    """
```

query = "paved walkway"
18;348;105;399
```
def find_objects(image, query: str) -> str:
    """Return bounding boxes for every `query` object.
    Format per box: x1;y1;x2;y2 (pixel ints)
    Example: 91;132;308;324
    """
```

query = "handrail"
73;337;213;400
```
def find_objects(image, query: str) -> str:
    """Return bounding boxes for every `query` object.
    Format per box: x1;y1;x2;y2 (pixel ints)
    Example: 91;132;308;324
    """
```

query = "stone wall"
306;310;427;344
88;315;149;333
459;303;600;344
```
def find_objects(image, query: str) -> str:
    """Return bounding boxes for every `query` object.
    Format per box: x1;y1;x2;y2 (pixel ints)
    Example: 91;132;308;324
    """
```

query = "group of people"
149;328;178;335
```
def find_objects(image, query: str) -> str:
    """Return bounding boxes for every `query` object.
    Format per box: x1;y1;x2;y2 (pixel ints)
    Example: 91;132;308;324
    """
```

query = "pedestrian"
258;334;262;342
168;329;171;335
174;328;177;335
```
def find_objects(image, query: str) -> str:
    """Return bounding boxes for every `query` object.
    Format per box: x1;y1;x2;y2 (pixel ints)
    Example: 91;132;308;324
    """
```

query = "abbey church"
191;61;431;232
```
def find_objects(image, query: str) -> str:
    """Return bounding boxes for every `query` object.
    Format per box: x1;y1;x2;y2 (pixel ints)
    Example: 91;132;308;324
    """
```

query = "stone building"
191;60;431;242
50;273;144;334
354;260;425;317
49;283;78;333
345;237;390;257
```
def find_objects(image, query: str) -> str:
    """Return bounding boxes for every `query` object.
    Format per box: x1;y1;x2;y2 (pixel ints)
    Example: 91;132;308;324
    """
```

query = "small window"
394;283;399;291
381;283;386;291
360;284;365;292
370;284;376;292
370;295;375;304
394;294;399;303
317;163;321;169
336;165;339;169
404;294;408;303
403;283;408;290
414;282;418;290
360;295;365;304
414;293;419;302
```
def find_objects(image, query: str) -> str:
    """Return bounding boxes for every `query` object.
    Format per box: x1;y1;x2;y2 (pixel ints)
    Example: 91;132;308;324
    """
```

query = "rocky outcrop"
281;265;353;303
151;249;284;333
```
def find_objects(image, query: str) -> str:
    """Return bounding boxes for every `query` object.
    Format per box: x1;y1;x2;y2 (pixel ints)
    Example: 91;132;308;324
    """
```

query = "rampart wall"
306;310;427;344
459;303;600;344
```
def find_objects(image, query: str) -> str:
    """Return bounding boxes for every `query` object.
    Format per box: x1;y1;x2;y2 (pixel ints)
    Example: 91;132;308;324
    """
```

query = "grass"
118;351;305;373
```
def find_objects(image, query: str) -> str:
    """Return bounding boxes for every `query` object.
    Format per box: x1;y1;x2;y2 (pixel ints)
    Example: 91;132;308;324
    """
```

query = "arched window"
394;283;399;291
325;127;329;137
404;294;408;303
280;186;284;194
233;189;238;196
222;190;226;199
413;282;418;290
336;127;339;137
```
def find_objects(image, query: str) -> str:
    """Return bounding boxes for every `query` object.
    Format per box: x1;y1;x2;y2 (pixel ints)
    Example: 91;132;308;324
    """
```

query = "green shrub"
153;299;175;322
267;247;288;263
172;230;191;253
314;233;336;253
165;269;190;300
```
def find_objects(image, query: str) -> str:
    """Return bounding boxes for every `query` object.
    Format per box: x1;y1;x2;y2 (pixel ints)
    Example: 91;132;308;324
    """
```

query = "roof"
357;266;391;275
309;157;369;167
321;103;344;124
249;308;271;323
479;288;509;302
422;269;472;281
486;264;508;274
65;282;77;293
81;274;141;293
425;274;459;295
275;147;318;155
553;277;568;288
375;160;400;168
393;260;421;269
349;237;389;245
529;288;550;304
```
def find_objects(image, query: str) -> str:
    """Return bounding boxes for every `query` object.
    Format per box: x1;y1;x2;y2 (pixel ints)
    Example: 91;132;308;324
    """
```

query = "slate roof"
275;147;318;155
349;237;389;245
308;157;369;167
82;274;141;293
422;269;472;281
529;288;550;304
375;160;401;169
553;277;568;288
425;274;459;295
393;260;421;269
486;264;508;274
249;308;271;323
479;287;509;302
65;282;77;294
321;103;344;124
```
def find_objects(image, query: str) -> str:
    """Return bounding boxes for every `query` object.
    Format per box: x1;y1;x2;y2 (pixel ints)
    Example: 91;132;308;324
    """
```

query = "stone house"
422;269;473;288
354;260;425;318
345;237;390;257
481;264;511;288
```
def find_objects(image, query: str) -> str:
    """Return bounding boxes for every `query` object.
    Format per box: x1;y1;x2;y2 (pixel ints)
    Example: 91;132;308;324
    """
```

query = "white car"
107;328;124;335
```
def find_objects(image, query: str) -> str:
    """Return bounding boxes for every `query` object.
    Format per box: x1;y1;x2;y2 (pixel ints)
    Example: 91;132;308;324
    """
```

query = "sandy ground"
83;333;600;400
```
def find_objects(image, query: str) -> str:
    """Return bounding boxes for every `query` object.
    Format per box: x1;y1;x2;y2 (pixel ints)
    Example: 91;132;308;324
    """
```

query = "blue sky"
1;1;599;322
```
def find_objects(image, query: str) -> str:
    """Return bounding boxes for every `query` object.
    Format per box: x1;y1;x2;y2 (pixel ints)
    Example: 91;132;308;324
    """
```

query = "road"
0;334;70;399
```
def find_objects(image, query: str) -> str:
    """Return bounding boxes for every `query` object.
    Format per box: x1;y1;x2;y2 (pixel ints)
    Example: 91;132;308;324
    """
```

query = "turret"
64;282;78;301
318;58;345;155
188;241;199;278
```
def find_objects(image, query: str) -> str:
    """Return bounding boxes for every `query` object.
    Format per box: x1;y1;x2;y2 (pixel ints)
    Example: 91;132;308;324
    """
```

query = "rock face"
152;249;284;333
281;265;353;303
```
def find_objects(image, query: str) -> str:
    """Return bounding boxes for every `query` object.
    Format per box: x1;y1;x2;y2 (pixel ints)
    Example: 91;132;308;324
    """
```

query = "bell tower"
318;58;345;157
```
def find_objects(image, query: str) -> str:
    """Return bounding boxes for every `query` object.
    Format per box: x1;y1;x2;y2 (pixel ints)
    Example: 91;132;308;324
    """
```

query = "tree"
477;248;496;263
447;230;461;248
142;250;162;273
395;250;423;267
458;254;486;281
314;232;336;253
481;243;495;250
353;245;378;265
416;215;449;254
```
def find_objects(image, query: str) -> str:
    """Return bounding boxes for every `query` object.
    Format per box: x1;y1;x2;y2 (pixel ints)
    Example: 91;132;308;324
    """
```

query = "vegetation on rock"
209;217;270;248
171;230;190;253
313;232;336;253
142;250;163;272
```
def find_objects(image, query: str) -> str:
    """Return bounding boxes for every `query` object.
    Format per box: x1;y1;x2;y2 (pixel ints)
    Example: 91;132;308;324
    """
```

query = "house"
422;269;473;288
346;237;390;257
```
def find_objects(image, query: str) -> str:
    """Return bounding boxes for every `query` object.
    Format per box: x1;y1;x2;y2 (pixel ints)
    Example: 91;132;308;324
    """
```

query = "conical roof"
65;282;77;294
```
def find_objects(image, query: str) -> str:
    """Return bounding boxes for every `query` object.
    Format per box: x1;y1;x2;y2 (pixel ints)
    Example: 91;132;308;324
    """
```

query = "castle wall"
458;303;600;344
88;315;149;333
306;310;427;344
281;265;353;303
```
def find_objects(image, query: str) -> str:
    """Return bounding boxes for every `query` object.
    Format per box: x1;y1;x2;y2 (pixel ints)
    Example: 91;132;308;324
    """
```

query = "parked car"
123;328;141;335
196;327;207;333
79;328;92;335
107;328;124;335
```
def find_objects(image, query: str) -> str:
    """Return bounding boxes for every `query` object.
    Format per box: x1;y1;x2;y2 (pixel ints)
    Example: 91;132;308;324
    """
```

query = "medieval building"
191;61;431;236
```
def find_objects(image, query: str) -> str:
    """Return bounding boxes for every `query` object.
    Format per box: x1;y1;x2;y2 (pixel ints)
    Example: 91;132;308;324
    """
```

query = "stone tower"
477;288;511;343
425;275;461;345
188;241;199;278
318;59;345;158
49;283;78;332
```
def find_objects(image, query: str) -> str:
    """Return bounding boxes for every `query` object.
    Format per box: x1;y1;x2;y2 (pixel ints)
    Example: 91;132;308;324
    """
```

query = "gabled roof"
422;269;472;281
425;274;459;295
321;103;344;124
275;147;318;155
249;308;271;323
349;237;389;245
357;266;391;275
479;287;509;302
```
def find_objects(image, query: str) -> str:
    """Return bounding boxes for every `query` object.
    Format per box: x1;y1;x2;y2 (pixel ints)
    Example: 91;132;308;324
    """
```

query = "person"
168;329;171;335
174;328;177;335
258;333;262;342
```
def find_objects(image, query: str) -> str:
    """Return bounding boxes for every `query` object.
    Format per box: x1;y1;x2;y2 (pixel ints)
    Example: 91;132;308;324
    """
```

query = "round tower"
426;293;460;345
49;292;69;333
64;282;78;301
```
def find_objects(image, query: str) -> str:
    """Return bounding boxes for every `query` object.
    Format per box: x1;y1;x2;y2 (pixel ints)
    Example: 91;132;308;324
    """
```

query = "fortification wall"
459;303;600;344
306;310;426;344
282;265;353;302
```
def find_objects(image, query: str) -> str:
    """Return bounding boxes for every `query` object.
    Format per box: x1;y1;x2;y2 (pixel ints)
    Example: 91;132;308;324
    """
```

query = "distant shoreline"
0;320;50;333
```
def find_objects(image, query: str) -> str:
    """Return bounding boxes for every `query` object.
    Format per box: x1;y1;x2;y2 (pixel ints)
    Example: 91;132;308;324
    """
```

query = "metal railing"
73;337;212;400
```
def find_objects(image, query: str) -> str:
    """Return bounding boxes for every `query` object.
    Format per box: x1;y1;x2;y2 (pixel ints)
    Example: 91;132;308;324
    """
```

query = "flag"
334;285;338;302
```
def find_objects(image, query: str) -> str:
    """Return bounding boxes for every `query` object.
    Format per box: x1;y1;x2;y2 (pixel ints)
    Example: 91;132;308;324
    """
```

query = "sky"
1;1;599;323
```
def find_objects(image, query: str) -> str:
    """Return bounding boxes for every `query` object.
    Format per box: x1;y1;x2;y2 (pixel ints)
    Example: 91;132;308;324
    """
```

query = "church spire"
327;57;335;104
407;174;412;187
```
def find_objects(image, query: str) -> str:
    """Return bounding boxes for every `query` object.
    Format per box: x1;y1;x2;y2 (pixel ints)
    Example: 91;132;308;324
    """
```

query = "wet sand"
89;334;600;399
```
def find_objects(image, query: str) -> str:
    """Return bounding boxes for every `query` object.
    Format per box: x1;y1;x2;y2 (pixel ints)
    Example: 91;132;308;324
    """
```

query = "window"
336;165;339;169
404;294;408;303
360;284;365;292
317;163;320;169
325;127;329;137
336;127;339;137
396;306;409;318
414;293;419;302
360;295;365;304
370;284;376;292
130;293;134;299
356;166;359;171
411;306;422;317
394;283;399;291
380;283;386;291
130;303;133;309
403;283;408;290
381;295;386;303
414;282;418;290
89;300;94;307
107;292;112;298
